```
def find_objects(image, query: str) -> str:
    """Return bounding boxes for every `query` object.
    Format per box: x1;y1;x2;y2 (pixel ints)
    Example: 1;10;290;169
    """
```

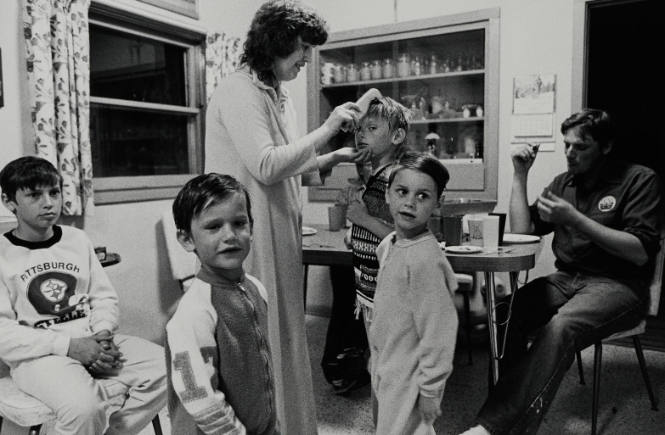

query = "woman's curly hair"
241;0;328;83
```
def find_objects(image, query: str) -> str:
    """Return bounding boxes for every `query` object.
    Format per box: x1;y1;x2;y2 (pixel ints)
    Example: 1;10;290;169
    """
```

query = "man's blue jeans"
476;270;647;435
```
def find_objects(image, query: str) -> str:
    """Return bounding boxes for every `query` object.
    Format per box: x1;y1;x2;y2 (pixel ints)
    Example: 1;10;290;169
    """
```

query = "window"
89;5;205;203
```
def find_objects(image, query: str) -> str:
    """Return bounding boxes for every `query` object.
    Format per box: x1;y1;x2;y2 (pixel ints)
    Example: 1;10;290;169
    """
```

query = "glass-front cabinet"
307;9;499;203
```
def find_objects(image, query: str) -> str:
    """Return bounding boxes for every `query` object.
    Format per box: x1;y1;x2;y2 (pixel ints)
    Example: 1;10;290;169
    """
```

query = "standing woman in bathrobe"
205;1;368;433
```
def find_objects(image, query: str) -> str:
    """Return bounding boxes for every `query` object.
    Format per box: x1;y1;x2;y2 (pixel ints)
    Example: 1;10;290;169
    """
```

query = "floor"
18;314;660;435
307;315;665;435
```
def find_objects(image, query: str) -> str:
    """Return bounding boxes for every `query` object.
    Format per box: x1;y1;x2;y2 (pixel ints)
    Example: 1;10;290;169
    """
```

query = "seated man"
0;156;167;435
462;109;663;435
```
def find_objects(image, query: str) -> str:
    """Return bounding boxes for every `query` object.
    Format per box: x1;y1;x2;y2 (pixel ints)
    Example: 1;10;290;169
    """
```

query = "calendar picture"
0;48;4;108
513;73;556;114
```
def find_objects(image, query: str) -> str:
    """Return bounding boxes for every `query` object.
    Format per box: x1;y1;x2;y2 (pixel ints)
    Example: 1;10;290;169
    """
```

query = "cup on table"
482;215;500;249
328;205;347;231
467;216;484;246
489;212;506;245
442;216;463;246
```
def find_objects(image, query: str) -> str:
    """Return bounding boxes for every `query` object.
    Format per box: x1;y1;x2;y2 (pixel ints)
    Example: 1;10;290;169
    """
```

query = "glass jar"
333;63;346;83
429;54;439;75
411;56;422;76
320;61;334;85
360;62;372;81
346;63;358;82
397;53;410;78
382;58;394;79
431;94;443;116
456;53;464;72
441;57;451;73
370;60;382;80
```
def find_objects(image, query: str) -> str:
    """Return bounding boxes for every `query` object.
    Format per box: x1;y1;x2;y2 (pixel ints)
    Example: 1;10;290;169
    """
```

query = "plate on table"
503;233;540;244
445;245;483;254
302;226;318;236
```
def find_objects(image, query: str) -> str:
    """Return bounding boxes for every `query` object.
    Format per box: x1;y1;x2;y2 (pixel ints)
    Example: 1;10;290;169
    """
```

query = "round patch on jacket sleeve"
598;195;616;212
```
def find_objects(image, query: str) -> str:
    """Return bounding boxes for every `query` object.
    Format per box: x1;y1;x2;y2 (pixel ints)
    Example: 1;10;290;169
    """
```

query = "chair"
0;362;163;435
161;210;198;291
575;232;664;435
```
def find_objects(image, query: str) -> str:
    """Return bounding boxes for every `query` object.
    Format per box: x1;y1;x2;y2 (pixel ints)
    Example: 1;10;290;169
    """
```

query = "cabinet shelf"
320;69;485;89
410;117;484;125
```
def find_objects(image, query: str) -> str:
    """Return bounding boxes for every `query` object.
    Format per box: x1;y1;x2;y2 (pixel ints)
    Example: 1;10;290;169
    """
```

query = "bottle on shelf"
411;55;422;76
360;61;371;81
397;53;410;78
346;63;358;82
441;56;451;73
418;96;428;119
431;90;443;118
382;58;394;79
333;63;346;83
429;54;439;75
425;132;441;157
370;60;382;80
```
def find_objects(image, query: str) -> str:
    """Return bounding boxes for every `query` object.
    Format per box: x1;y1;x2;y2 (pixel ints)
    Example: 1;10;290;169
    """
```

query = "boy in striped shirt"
166;173;278;434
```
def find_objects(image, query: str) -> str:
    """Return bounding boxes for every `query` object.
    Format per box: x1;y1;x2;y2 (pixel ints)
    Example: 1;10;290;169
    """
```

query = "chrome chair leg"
591;343;602;435
632;336;658;411
576;350;586;385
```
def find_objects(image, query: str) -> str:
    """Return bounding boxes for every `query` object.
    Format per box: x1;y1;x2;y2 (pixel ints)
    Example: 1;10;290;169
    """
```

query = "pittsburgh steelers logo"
28;272;78;315
41;278;68;302
598;195;616;212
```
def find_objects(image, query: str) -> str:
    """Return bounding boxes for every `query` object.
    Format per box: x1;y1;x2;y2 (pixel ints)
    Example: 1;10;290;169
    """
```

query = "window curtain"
23;0;93;216
205;32;242;103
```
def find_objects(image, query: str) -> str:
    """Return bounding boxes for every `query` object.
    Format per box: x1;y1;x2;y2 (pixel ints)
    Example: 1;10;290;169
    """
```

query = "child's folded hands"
67;330;127;374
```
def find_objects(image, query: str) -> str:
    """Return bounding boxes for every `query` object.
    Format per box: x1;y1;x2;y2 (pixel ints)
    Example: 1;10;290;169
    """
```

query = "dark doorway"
585;0;665;348
586;0;665;178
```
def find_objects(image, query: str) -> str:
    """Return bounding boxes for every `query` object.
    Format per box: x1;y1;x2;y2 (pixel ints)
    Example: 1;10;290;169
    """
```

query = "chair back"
647;230;665;316
161;210;198;291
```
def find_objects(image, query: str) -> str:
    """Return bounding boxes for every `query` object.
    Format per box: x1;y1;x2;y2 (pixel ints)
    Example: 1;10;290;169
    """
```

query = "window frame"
89;3;206;204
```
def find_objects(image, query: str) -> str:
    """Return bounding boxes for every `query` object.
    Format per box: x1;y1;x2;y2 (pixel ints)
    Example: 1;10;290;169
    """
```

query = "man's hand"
511;143;538;175
417;394;441;425
536;189;580;225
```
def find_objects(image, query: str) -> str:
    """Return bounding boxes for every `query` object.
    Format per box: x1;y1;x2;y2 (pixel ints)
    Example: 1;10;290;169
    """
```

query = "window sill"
94;174;194;204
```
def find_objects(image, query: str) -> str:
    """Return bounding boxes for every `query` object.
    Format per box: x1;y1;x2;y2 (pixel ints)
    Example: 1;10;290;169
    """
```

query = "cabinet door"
307;10;499;202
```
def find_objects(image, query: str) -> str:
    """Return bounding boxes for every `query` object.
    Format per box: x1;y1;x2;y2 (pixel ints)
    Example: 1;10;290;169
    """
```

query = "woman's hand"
333;146;371;164
417;394;442;425
343;227;353;249
346;200;368;225
323;102;361;134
